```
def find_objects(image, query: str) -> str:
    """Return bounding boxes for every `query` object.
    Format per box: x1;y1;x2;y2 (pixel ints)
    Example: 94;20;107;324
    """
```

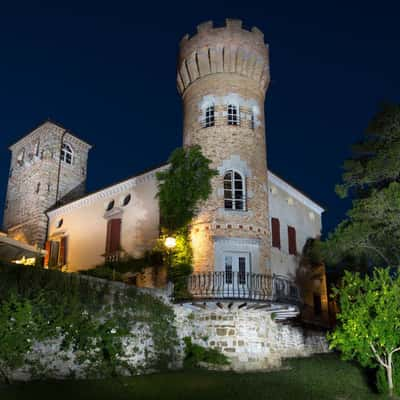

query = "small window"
203;105;215;128
57;218;64;228
224;170;245;210
227;104;239;126
250;111;255;130
61;143;73;165
34;141;40;157
9;168;13;178
35;182;41;194
106;200;115;211
17;149;25;165
122;194;131;207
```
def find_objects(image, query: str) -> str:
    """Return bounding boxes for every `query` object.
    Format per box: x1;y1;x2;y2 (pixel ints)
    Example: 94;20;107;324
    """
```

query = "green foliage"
336;103;400;198
156;145;218;233
0;263;178;380
324;182;400;267
183;337;229;368
325;104;400;268
328;268;400;396
156;146;216;300
0;294;37;383
377;353;400;396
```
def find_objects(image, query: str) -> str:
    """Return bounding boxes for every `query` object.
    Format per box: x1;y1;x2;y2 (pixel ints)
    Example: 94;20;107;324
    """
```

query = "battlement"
177;19;270;95
180;19;264;45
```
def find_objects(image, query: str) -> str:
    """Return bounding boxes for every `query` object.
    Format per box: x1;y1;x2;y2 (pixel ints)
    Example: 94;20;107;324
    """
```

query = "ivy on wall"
0;262;178;383
156;146;217;299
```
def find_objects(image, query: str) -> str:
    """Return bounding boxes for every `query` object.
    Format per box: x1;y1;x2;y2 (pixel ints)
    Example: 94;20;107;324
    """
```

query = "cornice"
47;166;165;218
268;171;324;215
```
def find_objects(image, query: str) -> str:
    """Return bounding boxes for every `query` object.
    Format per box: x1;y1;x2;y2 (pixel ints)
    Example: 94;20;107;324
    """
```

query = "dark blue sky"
1;1;399;235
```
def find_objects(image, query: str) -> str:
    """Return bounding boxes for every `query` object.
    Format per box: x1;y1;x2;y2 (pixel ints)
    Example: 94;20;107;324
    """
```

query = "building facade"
3;121;91;248
2;19;328;322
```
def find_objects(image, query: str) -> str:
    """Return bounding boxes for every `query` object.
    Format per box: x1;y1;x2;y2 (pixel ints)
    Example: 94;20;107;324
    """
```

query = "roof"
9;118;92;150
47;161;324;216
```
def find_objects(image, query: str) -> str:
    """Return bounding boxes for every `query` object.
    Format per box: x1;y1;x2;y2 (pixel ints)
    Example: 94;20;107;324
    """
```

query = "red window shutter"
44;240;51;266
59;236;67;266
271;218;281;249
288;226;297;255
106;219;121;254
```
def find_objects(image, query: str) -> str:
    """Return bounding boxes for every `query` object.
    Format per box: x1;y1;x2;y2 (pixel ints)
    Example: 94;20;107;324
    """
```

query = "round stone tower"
177;19;271;277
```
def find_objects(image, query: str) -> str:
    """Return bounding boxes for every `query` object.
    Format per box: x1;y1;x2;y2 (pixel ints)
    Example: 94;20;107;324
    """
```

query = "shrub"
183;337;229;368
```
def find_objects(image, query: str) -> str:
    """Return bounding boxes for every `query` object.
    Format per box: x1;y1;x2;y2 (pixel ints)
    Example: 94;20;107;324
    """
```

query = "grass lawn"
0;354;388;400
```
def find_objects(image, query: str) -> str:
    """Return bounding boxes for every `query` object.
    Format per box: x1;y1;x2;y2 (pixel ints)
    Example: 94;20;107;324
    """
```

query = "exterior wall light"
165;237;177;249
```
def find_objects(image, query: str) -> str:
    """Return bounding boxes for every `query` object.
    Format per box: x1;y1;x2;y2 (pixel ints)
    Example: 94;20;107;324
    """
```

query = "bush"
183;337;229;368
0;263;178;380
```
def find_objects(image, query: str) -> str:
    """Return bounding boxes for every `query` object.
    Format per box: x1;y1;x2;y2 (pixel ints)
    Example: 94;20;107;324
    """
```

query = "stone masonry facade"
178;19;271;275
3;121;91;247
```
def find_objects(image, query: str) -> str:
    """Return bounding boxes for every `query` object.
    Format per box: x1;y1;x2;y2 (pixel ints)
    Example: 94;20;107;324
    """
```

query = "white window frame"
61;143;74;165
227;104;240;126
223;170;246;211
203;105;215;128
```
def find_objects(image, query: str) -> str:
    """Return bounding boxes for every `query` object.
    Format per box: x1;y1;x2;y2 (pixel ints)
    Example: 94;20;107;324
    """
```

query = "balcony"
187;272;301;304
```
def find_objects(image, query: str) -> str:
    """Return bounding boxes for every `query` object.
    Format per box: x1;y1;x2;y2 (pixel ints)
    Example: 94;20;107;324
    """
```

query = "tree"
324;104;400;268
328;268;400;397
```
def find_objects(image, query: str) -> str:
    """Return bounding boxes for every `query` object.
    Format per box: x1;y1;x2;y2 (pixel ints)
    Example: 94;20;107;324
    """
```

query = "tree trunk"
387;354;394;397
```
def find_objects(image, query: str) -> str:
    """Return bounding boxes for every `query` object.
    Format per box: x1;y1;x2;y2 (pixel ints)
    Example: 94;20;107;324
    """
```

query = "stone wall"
174;306;329;371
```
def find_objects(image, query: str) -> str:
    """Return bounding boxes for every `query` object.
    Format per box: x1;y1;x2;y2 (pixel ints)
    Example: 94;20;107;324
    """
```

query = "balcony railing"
187;272;300;304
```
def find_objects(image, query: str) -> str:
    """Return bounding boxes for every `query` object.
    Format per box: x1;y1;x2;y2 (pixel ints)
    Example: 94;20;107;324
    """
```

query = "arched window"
224;170;245;210
203;105;215;128
61;143;73;165
227;104;239;126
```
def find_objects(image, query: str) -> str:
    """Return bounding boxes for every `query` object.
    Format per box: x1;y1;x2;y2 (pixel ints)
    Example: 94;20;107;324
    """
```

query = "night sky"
1;1;399;236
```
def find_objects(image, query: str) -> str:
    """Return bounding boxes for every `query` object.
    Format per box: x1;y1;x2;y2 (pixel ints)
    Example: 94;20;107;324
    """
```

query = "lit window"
106;200;115;211
224;170;245;210
227;104;239;126
122;194;131;206
203;105;215;128
61;143;73;165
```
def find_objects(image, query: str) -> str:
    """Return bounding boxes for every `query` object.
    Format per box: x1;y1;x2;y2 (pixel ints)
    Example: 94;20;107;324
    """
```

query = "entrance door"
223;252;250;298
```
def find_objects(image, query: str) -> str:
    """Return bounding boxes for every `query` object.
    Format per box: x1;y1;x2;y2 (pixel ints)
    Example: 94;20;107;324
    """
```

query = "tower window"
17;149;25;165
34;141;40;157
35;182;41;194
224;170;245;210
61;143;73;165
227;104;239;126
203;105;215;128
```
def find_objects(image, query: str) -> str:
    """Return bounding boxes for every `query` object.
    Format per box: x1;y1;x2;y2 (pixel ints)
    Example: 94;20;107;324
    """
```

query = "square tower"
3;120;91;247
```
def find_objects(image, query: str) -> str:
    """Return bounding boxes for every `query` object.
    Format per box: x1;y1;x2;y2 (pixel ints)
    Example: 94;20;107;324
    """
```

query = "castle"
2;19;327;323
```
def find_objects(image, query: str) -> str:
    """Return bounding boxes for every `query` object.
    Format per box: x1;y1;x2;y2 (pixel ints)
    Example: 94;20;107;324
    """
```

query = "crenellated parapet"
177;19;270;95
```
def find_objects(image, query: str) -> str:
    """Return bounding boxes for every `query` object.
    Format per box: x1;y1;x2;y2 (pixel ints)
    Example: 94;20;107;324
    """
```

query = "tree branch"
370;343;389;368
